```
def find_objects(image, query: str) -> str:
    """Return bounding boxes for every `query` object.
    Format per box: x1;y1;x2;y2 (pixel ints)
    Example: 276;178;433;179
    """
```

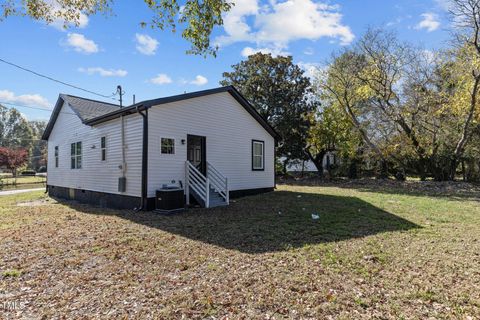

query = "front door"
187;135;206;175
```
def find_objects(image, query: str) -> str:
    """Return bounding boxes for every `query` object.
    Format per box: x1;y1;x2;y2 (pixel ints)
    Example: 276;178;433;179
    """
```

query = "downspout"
121;116;126;179
136;105;149;211
118;86;127;182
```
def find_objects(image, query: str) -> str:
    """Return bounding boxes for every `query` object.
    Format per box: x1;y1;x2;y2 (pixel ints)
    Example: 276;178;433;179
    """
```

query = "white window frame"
161;137;175;155
252;140;265;171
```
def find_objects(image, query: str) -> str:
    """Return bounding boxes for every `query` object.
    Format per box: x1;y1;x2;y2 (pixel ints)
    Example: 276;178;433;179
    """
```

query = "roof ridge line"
60;93;121;108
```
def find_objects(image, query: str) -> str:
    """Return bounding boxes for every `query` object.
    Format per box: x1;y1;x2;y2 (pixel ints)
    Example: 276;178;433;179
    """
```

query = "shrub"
21;170;36;176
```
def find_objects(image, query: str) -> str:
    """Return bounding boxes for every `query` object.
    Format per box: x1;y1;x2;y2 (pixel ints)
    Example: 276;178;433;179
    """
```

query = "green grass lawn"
1;176;46;184
0;184;479;319
0;176;46;191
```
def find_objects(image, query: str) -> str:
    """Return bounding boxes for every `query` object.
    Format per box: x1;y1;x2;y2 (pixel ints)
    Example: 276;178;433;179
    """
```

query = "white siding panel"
147;92;275;197
47;102;143;197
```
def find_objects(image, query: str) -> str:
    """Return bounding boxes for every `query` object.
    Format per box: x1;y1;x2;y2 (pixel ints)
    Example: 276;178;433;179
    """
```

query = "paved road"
0;188;45;196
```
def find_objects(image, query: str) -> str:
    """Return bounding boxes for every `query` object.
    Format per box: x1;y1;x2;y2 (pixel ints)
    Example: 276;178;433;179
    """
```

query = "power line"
0;101;78;116
0;57;118;101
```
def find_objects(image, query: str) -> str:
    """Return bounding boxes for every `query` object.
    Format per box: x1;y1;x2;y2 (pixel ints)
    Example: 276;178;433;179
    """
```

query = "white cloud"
150;74;172;85
135;34;159;55
241;46;289;57
190;75;208;86
42;1;89;30
51;12;89;30
65;33;99;54
78;67;128;77
0;90;51;109
216;0;354;53
297;61;323;79
416;13;440;32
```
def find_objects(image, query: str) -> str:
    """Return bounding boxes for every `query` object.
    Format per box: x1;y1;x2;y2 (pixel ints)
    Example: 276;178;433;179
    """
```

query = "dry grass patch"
0;185;479;319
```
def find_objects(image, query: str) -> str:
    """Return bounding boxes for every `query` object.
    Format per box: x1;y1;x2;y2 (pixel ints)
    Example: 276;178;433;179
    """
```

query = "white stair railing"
206;161;229;205
185;161;210;208
185;161;229;208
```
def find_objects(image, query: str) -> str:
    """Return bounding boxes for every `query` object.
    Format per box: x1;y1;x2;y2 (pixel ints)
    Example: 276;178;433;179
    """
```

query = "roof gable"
61;94;120;122
42;95;120;140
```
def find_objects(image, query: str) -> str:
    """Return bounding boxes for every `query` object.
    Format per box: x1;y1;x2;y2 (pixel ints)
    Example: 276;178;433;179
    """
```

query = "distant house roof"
42;86;279;140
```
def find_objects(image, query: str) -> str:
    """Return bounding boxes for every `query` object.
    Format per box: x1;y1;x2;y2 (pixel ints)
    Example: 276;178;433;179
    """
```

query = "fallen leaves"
0;185;478;318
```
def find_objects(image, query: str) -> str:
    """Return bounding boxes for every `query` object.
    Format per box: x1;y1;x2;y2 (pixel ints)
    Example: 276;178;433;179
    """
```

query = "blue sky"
0;0;451;121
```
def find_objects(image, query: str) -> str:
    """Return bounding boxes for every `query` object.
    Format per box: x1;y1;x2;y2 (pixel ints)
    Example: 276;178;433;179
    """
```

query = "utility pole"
116;84;127;190
116;85;125;108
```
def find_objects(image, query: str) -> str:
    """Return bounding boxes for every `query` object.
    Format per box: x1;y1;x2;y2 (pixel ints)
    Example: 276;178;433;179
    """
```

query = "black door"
187;135;206;175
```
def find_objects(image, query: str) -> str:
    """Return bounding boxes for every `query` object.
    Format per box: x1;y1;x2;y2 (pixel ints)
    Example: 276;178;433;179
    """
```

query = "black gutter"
136;105;149;211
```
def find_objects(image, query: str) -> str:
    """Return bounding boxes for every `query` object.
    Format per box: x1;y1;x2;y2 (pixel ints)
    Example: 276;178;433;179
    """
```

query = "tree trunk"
282;158;288;175
417;158;427;181
378;160;389;179
304;147;325;177
348;159;358;179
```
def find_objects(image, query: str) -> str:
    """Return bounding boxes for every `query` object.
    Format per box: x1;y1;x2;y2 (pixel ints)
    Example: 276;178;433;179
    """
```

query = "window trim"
161;137;175;155
70;141;82;169
101;136;106;161
252;139;265;171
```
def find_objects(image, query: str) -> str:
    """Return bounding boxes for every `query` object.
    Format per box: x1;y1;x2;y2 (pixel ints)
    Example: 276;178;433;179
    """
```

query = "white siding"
47;102;143;197
147;92;275;197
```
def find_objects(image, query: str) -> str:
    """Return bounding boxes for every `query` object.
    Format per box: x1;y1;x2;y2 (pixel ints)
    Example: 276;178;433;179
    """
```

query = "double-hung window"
252;140;265;171
71;141;82;169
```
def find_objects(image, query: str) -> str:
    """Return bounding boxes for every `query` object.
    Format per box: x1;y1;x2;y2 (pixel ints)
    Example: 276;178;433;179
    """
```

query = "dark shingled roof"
41;94;120;140
60;94;120;122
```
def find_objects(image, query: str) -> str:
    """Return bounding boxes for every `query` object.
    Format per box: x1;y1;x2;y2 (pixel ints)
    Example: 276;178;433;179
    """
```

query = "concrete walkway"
0;188;45;196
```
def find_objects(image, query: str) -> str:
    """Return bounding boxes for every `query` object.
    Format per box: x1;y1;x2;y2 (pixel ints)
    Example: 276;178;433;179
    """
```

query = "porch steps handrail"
207;161;229;205
185;161;209;207
185;161;229;208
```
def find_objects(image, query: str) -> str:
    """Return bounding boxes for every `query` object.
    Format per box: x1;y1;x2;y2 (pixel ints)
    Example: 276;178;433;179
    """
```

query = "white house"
282;152;340;173
42;86;278;210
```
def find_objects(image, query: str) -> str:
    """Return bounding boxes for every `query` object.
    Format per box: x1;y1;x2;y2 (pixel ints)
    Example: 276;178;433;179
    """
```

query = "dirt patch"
16;198;57;207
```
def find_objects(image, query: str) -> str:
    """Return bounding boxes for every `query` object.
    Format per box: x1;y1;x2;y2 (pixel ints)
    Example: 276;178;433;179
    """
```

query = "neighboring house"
42;86;278;210
282;151;340;173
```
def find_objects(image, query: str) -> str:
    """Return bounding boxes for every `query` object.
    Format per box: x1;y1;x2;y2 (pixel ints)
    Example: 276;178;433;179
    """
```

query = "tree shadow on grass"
281;180;480;202
59;190;420;254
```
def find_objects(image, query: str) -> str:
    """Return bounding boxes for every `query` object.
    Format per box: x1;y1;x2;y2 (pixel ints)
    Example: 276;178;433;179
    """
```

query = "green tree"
0;104;34;151
441;0;480;179
0;0;232;56
305;103;361;178
318;49;392;178
220;53;318;167
28;120;48;170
